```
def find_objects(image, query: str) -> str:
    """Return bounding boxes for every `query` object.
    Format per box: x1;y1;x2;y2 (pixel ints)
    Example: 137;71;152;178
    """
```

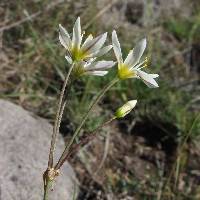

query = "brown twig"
83;0;117;30
0;12;40;33
0;0;65;33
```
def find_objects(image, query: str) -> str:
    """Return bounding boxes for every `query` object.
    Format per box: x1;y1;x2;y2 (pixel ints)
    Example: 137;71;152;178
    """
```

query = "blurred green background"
0;0;200;199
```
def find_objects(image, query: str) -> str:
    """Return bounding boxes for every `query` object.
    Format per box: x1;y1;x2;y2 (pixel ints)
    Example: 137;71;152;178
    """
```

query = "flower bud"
115;100;137;118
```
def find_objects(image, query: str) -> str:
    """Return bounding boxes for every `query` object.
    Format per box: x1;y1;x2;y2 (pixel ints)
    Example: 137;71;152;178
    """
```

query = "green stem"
55;77;119;170
57;117;116;167
48;63;75;168
43;174;51;200
43;182;49;200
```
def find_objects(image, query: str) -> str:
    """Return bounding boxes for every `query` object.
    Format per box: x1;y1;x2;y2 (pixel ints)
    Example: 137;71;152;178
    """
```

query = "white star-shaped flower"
69;57;115;77
112;30;159;88
59;17;112;63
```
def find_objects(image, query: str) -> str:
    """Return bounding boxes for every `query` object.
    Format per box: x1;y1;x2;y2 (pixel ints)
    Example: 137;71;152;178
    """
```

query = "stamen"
132;60;146;70
144;57;149;68
134;57;149;70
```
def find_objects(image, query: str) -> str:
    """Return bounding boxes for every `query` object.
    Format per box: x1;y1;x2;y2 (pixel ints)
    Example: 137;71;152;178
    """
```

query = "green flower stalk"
54;77;119;170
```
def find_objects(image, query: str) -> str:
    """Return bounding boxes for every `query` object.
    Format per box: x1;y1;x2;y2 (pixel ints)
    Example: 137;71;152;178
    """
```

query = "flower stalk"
48;63;74;168
43;178;50;200
44;62;74;200
54;77;119;170
56;117;116;167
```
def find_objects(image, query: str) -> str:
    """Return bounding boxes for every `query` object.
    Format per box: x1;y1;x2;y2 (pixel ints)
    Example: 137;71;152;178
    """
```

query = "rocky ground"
0;0;200;199
0;100;77;200
71;118;200;199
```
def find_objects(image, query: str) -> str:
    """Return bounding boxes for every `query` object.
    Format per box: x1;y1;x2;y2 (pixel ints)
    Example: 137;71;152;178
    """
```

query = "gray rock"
0;100;77;200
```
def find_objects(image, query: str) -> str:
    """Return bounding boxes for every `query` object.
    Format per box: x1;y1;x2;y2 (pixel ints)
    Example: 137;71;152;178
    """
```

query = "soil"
69;118;200;200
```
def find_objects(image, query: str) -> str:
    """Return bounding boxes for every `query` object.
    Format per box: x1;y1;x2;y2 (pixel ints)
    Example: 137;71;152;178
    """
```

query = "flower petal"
82;33;107;54
92;45;113;57
124;49;134;67
81;34;93;49
65;55;73;64
59;24;72;50
72;17;82;49
128;38;147;68
112;30;123;64
127;100;138;109
136;70;159;88
85;61;115;71
86;71;108;76
149;74;159;78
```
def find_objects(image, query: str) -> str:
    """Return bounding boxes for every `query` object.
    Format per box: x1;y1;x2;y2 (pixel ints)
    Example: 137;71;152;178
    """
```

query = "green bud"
115;100;137;118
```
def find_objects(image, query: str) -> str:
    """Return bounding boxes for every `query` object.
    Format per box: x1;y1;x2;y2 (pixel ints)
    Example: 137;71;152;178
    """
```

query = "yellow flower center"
71;47;88;62
72;63;85;77
118;64;136;79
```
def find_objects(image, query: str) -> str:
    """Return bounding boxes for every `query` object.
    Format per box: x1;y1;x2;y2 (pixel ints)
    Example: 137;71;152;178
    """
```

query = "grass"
1;0;200;199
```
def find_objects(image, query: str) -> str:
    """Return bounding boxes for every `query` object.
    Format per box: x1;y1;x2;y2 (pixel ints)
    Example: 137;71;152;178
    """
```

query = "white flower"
115;100;137;118
59;17;112;63
69;57;115;77
112;30;159;88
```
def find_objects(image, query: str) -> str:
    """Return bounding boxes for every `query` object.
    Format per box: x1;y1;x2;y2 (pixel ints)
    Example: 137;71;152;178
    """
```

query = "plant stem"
55;77;119;170
48;63;75;168
43;168;59;200
43;180;50;200
56;117;116;167
43;171;51;200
